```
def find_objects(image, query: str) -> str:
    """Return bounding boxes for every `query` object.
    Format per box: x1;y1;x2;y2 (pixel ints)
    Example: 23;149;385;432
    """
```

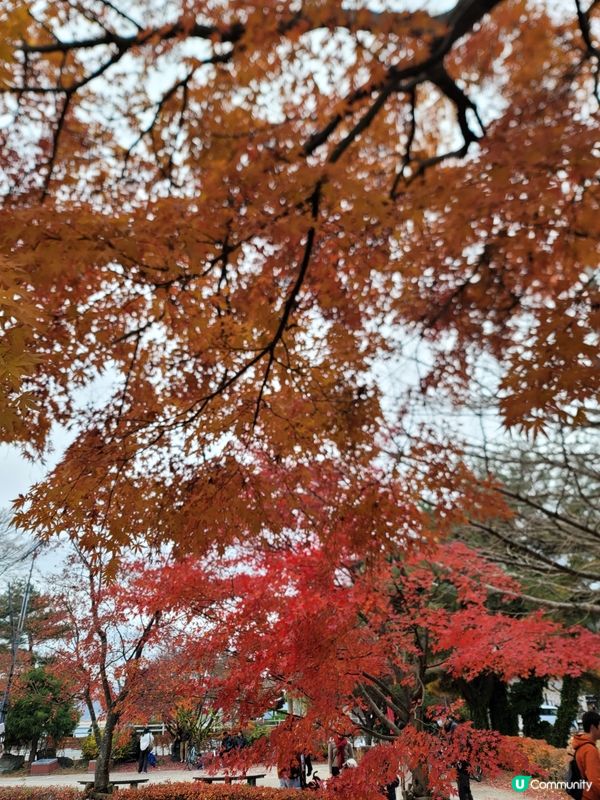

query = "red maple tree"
204;538;600;797
47;549;230;793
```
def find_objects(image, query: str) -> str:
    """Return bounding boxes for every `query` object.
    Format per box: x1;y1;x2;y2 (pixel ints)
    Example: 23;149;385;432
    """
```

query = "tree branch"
467;519;600;582
358;683;403;735
485;583;600;615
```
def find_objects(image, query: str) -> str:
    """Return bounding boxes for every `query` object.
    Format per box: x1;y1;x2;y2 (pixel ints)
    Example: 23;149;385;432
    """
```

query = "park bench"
193;773;266;786
78;777;149;791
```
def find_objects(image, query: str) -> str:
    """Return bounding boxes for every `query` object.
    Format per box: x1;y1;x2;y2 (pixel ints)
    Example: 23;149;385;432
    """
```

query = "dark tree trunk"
489;676;518;735
510;675;546;739
457;674;494;729
551;676;580;748
404;686;431;799
405;764;430;799
94;709;118;794
28;735;39;766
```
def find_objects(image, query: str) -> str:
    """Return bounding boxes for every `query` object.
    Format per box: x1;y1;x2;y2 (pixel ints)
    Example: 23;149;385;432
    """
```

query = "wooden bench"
193;773;266;786
78;778;149;791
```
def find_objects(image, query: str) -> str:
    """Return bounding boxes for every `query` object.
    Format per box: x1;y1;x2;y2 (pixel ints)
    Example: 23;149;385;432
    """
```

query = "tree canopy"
1;0;598;559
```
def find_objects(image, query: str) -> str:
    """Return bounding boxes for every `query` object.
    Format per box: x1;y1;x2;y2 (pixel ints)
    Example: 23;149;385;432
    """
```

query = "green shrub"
81;734;99;761
80;727;137;764
244;722;272;743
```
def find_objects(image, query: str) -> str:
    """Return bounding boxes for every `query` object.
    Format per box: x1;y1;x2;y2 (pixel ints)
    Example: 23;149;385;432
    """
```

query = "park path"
0;764;550;798
472;784;521;799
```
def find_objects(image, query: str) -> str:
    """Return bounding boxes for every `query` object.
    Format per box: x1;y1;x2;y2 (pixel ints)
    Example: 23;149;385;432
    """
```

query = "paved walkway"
4;765;274;790
0;765;548;798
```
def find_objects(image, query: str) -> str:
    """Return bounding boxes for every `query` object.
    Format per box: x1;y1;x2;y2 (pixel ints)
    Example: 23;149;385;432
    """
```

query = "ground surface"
0;763;564;798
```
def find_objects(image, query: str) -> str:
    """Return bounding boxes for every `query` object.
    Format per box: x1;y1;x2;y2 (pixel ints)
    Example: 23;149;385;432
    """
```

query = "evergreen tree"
4;666;78;763
0;583;66;656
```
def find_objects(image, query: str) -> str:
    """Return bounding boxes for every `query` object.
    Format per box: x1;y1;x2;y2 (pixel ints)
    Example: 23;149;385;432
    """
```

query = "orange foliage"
508;736;570;780
0;0;597;560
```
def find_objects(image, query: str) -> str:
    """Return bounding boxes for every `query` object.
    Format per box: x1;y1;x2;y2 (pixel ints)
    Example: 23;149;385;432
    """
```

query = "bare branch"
485;583;600;615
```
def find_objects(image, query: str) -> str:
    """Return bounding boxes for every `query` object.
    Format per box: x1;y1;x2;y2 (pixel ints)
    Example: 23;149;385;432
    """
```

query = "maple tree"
47;548;230;794
205;538;600;798
1;1;599;796
0;0;596;560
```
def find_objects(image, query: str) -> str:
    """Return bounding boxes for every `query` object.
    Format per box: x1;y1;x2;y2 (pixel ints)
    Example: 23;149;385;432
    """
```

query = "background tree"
551;675;581;748
0;511;32;580
455;674;518;734
167;701;219;755
49;548;228;794
0;527;61;746
509;676;546;740
456;428;600;618
4;666;78;764
0;583;67;657
453;427;599;745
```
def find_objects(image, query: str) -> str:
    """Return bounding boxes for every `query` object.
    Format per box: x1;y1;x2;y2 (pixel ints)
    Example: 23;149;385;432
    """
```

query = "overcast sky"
0;444;55;508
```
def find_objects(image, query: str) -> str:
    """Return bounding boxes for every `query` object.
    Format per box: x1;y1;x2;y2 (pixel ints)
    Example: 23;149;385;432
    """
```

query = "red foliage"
0;787;317;800
195;538;600;797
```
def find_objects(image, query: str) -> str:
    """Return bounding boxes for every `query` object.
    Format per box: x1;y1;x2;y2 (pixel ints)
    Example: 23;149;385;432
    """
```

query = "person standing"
278;748;313;788
444;718;473;800
234;729;248;749
328;734;354;777
381;777;400;800
138;726;154;774
299;751;313;788
571;710;600;800
220;730;236;756
179;733;189;764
